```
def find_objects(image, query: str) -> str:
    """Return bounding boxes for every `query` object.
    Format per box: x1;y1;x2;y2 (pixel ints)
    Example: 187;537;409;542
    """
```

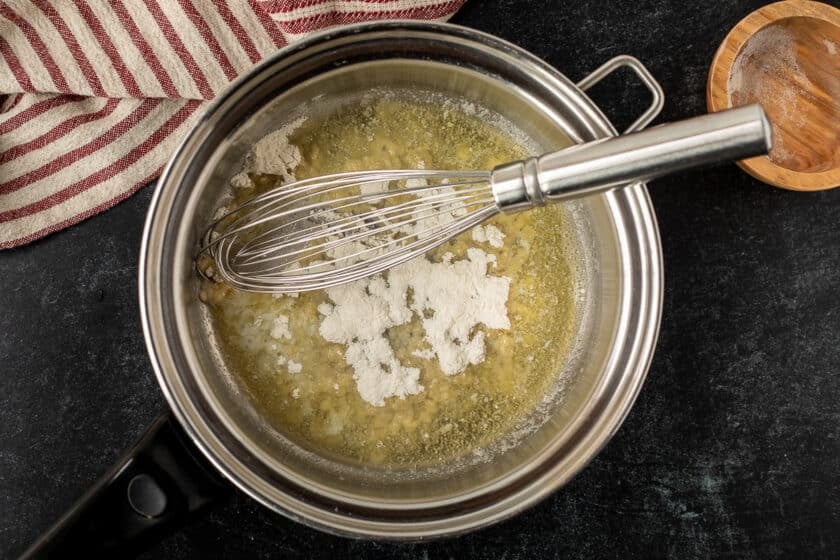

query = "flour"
412;348;435;360
275;353;302;374
472;224;505;248
318;280;422;406
360;180;388;195
230;173;251;189
273;291;298;299
270;315;291;340
232;116;306;188
247;116;305;179
404;179;469;240
319;247;510;405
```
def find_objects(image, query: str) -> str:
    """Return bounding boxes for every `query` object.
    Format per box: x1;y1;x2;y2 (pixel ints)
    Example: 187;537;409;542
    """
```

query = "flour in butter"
318;247;509;406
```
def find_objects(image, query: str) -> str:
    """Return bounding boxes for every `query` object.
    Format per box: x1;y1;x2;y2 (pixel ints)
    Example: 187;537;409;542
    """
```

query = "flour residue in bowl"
727;17;840;172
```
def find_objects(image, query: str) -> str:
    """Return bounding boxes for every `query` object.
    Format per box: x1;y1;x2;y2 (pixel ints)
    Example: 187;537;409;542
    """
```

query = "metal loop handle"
576;55;665;134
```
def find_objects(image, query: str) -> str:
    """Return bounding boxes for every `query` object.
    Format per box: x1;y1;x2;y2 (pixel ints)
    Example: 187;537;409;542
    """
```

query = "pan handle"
20;413;230;559
576;55;665;134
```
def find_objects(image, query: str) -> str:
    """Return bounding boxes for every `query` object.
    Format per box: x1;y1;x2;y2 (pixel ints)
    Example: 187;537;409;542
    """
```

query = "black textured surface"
2;1;839;558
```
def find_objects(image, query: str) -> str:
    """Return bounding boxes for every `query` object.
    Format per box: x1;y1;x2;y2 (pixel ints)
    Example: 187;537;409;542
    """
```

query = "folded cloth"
0;0;465;249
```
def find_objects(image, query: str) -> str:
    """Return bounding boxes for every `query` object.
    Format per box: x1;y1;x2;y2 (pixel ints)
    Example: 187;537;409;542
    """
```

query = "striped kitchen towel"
0;0;465;249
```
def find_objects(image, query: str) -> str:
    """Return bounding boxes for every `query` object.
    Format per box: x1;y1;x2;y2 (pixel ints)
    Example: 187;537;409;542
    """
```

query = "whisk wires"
199;170;497;293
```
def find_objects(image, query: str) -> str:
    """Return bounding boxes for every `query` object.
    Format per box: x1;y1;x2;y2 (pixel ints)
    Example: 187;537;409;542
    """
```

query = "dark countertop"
2;1;839;557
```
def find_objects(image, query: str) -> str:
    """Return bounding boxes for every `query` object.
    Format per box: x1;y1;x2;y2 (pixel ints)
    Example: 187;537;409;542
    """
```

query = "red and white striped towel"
0;0;465;249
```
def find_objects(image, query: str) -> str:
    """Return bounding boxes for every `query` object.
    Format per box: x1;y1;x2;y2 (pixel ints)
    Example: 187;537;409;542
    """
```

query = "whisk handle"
491;105;772;211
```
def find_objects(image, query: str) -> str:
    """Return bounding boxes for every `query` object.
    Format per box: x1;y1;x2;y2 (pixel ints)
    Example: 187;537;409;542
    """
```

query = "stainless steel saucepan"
26;21;673;556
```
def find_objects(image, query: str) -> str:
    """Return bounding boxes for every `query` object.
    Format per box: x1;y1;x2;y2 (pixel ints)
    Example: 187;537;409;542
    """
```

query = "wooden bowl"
707;0;840;191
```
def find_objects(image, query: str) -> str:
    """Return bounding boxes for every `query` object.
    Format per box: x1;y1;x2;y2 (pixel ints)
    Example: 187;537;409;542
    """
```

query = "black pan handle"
21;413;230;559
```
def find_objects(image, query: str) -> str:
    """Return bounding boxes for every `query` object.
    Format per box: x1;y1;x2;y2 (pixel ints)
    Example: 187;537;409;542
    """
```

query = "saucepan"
25;21;664;555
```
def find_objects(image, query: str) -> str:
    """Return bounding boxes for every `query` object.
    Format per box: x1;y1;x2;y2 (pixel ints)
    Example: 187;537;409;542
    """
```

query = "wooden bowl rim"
707;0;840;191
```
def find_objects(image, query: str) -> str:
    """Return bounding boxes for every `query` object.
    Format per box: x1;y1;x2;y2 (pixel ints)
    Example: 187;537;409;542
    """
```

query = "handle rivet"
127;474;167;518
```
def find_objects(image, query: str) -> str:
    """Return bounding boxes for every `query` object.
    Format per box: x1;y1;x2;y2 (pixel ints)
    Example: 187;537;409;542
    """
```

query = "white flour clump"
398;249;510;373
318;278;421;407
270;315;292;340
318;248;510;406
472;224;506;248
230;116;305;188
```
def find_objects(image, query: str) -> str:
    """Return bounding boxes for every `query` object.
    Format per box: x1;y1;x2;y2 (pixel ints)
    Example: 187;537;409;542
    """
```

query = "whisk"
200;105;771;293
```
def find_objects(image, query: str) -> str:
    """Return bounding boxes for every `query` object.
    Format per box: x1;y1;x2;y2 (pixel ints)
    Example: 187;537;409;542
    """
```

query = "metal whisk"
199;105;771;293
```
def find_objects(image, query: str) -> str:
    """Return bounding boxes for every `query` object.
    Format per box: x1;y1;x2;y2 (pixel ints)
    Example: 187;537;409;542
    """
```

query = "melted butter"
202;94;579;466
